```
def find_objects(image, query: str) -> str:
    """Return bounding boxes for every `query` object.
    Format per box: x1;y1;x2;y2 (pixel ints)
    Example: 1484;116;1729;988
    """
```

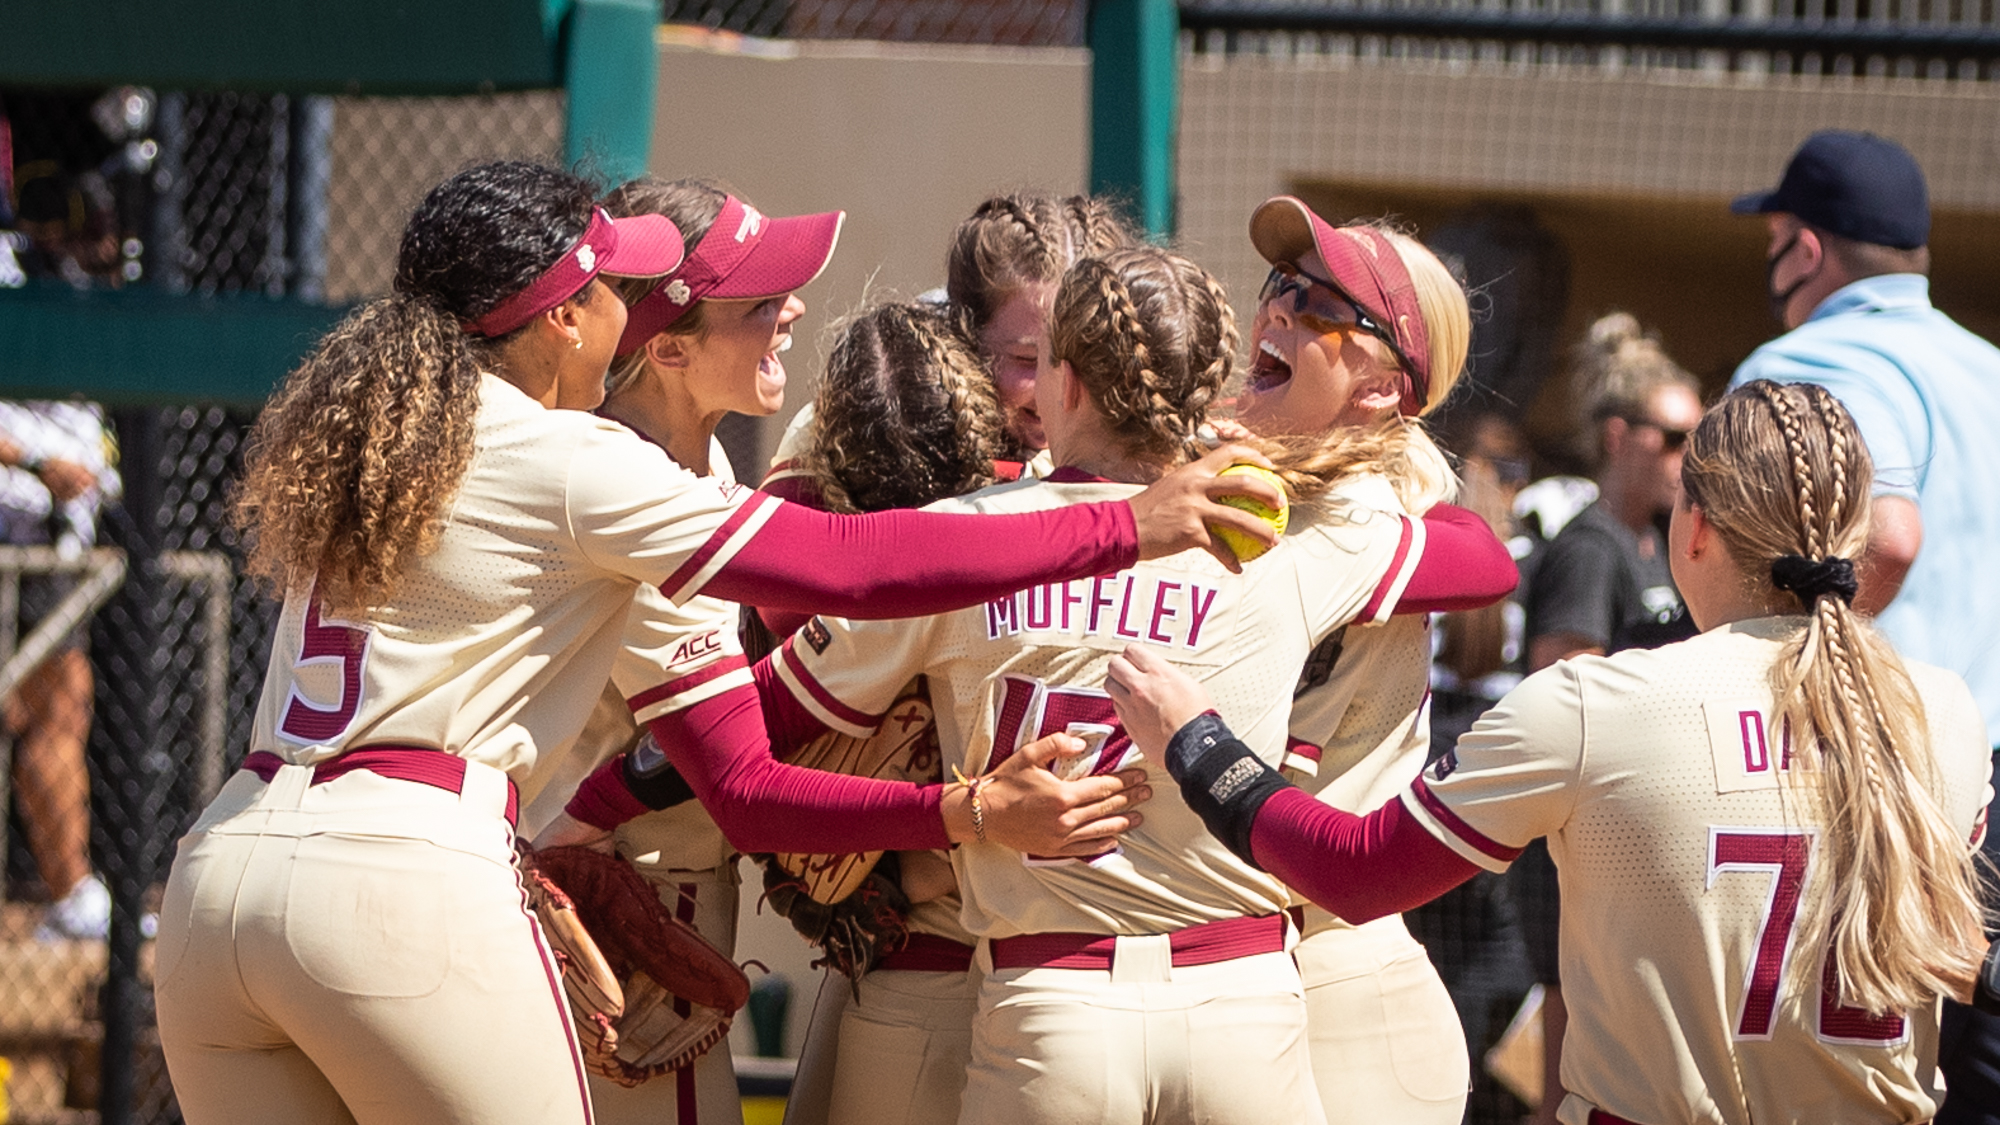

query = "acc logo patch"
1430;750;1458;781
801;616;832;655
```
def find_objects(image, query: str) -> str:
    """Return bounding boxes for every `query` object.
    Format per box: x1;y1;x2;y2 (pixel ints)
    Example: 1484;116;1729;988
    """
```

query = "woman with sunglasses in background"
1215;196;1502;1124
1514;312;1705;1121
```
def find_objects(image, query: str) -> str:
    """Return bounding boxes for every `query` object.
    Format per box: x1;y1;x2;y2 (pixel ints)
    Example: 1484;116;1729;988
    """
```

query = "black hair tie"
1771;554;1859;606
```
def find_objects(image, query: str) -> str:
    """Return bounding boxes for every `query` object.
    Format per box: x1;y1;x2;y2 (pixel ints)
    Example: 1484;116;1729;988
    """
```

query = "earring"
570;334;584;351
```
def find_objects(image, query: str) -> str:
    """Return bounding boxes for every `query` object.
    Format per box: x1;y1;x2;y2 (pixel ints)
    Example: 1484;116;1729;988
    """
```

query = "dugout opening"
1286;177;2000;470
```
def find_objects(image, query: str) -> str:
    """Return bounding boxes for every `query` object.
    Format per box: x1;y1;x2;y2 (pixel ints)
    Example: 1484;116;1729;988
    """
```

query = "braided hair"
947;193;1137;458
946;192;1136;336
805;302;1007;514
1048;246;1238;466
234;160;601;612
1681;380;1985;1015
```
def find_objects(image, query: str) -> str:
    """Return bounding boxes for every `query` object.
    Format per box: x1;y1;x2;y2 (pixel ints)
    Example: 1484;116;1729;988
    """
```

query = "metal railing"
0;547;232;908
1181;0;2000;75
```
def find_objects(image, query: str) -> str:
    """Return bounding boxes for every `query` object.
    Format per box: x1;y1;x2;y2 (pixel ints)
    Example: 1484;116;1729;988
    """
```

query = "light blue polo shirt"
1732;274;2000;746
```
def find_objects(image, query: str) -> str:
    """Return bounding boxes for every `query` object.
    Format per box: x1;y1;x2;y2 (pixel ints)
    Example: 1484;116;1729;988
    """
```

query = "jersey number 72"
1708;827;1907;1046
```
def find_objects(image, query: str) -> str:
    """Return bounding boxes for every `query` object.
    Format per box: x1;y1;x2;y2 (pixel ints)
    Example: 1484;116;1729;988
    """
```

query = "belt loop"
459;759;515;829
266;760;313;808
1109;933;1172;985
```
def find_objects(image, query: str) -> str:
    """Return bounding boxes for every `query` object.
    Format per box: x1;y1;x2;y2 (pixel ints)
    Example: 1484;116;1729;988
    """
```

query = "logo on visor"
736;207;764;242
665;280;692;305
576;244;597;272
1338;227;1381;259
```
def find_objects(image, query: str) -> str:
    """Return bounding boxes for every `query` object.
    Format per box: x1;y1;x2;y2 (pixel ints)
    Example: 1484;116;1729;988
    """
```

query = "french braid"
1049;248;1233;465
1682;380;1984;1015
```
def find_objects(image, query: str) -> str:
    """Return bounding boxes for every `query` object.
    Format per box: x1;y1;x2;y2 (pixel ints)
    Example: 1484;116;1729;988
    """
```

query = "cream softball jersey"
156;375;767;1125
771;471;1426;1125
1403;619;1992;1125
1280;474;1471;1125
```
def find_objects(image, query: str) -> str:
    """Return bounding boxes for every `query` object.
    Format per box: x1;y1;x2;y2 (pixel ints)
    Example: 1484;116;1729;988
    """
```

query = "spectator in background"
1;103;29;289
1728;128;2000;1125
1430;413;1536;740
1527;312;1702;671
1517;312;1702;1124
0;401;120;942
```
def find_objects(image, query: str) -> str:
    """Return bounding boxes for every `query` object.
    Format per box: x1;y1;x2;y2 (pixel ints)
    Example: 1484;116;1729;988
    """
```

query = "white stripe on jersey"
663;491;780;604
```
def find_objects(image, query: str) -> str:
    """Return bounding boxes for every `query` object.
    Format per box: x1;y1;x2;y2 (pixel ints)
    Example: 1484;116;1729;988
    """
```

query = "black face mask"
1766;231;1821;325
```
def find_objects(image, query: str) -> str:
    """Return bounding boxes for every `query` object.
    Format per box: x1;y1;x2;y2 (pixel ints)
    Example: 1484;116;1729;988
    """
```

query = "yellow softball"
1210;463;1289;563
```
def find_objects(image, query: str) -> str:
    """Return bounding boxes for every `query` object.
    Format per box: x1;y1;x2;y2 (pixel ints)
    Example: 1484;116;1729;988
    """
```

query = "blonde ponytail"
1682;380;1986;1014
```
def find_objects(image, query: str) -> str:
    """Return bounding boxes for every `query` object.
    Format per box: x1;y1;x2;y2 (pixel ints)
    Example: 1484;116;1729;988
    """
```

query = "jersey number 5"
278;586;370;744
1707;827;1906;1045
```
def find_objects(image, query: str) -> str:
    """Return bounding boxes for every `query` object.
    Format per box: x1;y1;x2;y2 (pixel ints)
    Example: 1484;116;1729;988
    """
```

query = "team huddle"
147;135;2000;1125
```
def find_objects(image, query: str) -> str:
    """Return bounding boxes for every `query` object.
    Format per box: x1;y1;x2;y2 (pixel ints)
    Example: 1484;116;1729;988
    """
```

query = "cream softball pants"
957;941;1327;1125
155;762;591;1125
1294;911;1471;1125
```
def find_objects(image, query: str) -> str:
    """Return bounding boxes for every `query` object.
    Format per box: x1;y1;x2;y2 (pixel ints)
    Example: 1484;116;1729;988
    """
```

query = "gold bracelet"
952;765;991;845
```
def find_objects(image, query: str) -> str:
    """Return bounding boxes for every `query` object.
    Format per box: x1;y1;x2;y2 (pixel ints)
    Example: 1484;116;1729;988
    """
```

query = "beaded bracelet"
951;765;993;845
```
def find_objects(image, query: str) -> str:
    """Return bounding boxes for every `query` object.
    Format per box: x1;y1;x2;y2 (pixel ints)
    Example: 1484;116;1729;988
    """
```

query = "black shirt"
1527;500;1694;655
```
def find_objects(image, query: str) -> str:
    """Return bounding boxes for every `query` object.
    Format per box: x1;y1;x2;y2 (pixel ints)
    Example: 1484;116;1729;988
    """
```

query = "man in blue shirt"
1731;128;2000;1124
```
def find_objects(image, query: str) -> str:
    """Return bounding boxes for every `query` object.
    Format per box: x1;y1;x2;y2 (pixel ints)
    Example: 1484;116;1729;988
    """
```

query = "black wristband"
622;733;697;811
1974;939;2000;1016
1164;711;1291;869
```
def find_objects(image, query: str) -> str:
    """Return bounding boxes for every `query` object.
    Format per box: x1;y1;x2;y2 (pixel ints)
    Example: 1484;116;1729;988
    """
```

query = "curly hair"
1683;380;1986;1014
232;160;600;612
804;302;1007;514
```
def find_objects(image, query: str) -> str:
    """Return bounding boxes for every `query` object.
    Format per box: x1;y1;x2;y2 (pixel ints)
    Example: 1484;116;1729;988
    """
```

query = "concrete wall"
647;31;1091;478
1178;55;2000;452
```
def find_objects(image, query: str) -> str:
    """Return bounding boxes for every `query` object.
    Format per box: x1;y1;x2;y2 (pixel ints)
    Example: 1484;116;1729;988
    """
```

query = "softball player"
153;161;1280;1125
761;190;1133;514
749;247;1516;1125
522;176;842;1125
945;191;1136;463
762;302;1014;1125
1114;380;1993;1125
1232;197;1480;1123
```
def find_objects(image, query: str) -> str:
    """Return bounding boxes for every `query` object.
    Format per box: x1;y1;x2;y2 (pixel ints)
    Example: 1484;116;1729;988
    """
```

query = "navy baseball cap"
1730;130;1929;250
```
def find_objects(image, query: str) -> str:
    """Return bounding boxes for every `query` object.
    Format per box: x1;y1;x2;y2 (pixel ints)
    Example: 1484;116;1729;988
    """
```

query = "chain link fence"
0;78;563;1124
665;0;1086;44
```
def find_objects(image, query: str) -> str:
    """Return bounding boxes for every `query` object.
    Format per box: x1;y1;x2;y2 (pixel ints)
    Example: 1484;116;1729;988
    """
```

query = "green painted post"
564;0;661;183
1089;0;1179;237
